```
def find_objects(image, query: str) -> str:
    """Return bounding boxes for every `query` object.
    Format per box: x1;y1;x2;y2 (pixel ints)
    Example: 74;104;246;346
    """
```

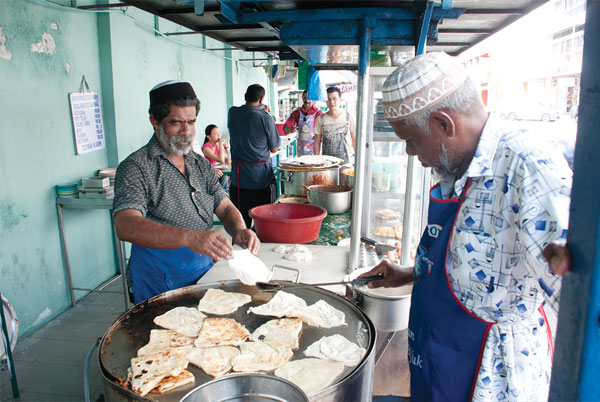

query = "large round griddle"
99;280;375;401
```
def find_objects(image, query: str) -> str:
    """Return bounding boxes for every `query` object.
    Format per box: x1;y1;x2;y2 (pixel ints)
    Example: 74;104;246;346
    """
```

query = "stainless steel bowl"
306;185;352;214
180;373;309;402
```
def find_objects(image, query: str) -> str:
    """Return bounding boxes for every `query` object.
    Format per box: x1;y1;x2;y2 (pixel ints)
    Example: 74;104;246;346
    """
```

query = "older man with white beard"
113;80;259;304
358;53;571;401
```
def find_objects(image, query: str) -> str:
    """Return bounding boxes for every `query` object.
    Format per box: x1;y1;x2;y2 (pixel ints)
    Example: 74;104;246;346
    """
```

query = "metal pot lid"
99;280;375;401
279;156;343;170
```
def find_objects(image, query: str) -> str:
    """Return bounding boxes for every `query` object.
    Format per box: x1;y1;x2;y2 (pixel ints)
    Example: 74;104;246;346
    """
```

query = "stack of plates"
56;182;79;198
98;167;116;187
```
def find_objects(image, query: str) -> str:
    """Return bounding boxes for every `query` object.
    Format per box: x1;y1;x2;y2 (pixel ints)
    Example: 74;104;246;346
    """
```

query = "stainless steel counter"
199;243;350;295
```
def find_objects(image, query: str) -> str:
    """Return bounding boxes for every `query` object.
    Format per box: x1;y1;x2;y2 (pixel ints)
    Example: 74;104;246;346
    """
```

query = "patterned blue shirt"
438;116;572;401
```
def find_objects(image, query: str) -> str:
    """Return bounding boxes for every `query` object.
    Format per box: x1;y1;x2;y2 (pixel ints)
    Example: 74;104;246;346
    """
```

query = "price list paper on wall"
69;91;105;155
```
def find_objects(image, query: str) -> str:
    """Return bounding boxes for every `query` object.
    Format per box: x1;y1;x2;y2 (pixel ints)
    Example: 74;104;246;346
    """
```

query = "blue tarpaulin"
307;66;327;101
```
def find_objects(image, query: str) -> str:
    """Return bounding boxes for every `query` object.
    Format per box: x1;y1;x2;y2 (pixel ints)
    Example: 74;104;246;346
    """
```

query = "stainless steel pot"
99;280;376;402
350;285;412;332
279;167;339;196
180;373;309;402
306;185;352;215
340;167;354;189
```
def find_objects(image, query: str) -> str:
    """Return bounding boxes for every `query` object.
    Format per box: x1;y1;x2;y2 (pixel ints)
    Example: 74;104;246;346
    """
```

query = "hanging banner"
69;91;105;155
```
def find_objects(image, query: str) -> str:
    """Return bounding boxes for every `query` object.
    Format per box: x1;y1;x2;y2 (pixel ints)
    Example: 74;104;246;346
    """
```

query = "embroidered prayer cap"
382;52;468;121
149;80;197;108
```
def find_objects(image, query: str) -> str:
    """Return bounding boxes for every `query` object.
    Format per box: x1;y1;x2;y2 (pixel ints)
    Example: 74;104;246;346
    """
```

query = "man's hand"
542;240;571;275
232;228;261;255
186;230;233;261
357;260;414;288
215;168;224;178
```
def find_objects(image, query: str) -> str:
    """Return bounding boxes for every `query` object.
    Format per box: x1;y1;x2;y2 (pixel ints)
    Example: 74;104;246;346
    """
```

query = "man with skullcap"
114;80;259;304
359;53;571;401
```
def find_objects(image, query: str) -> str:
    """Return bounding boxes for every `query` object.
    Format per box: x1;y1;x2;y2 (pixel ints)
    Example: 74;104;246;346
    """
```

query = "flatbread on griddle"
247;291;307;317
294;300;346;328
249;318;303;349
198;288;252;315
130;351;188;397
137;329;195;356
275;358;345;396
149;369;195;394
304;334;366;367
193;317;250;348
186;346;240;378
153;306;206;338
231;341;293;372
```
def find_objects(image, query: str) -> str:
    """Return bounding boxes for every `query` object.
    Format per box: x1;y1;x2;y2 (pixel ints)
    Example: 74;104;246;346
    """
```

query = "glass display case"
360;67;429;266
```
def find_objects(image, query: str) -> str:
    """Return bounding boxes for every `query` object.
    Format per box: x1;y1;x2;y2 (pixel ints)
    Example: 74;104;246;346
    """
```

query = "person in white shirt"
313;86;355;163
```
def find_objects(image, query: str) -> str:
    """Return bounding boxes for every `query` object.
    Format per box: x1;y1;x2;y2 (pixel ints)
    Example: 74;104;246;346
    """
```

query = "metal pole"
349;20;372;272
56;202;77;307
400;158;419;265
110;213;130;311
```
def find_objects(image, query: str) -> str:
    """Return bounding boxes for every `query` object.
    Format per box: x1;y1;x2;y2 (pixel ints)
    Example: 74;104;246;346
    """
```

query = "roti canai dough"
272;244;312;262
304;334;366;367
228;249;273;285
137;329;195;357
231;341;293;372
249;317;303;349
153;306;206;338
294;300;346;328
275;358;345;396
193;317;250;348
247;290;307;317
186;346;240;378
149;370;195;394
198;288;252;315
130;351;189;397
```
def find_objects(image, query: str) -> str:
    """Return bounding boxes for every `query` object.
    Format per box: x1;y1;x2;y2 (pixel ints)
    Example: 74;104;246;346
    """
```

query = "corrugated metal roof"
118;0;548;64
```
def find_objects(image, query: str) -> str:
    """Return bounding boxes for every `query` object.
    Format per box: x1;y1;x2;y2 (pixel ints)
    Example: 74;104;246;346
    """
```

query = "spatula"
360;237;397;253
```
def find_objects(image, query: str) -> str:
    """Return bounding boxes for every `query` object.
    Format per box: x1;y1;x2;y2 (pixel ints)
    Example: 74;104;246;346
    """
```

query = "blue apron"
409;179;495;401
130;245;213;304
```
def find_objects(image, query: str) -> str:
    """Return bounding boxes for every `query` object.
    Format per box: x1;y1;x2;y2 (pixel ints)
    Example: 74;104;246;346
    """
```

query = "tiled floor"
1;279;126;402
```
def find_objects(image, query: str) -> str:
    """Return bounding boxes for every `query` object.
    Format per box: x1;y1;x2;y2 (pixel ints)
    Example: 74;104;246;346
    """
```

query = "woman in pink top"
201;124;231;189
201;124;231;165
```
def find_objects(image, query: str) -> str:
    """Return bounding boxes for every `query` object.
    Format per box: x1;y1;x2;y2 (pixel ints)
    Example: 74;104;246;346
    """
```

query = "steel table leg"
374;331;396;367
56;202;77;307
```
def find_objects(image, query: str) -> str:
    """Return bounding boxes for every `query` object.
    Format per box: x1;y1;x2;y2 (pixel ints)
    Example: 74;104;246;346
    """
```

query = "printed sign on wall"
69;91;105;155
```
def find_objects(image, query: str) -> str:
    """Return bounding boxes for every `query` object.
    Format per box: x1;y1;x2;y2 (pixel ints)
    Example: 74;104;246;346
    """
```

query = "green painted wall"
0;0;271;336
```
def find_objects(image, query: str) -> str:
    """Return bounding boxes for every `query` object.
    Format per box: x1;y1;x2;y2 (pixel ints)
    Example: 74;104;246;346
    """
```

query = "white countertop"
198;243;351;295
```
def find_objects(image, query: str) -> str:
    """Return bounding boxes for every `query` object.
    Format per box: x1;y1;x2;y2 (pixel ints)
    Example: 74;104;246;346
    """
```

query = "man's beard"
157;124;193;156
435;144;462;179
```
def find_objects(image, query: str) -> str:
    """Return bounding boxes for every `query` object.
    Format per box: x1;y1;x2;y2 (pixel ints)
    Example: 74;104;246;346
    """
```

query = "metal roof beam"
438;28;493;34
463;9;525;15
224;36;280;43
223;7;464;24
280;19;438;47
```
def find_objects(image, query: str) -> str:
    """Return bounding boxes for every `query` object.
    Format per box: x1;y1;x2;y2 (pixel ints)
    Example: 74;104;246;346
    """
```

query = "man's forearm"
216;200;247;240
115;211;192;249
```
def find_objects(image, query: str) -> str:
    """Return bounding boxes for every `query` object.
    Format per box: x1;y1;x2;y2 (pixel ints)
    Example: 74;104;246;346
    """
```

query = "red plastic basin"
249;203;328;244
